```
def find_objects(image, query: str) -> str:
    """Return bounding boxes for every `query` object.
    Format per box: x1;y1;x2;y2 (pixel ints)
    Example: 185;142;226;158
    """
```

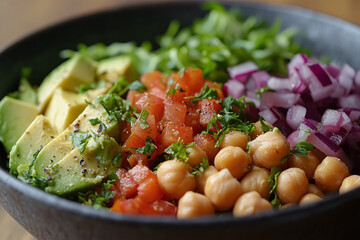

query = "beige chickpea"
308;184;324;198
314;156;350;193
214;146;251;179
204;168;242;211
276;168;309;204
233;191;272;217
299;193;322;205
157;159;196;200
288;150;320;180
251;120;273;140
186;145;208;167
196;166;218;194
248;131;290;169
280;203;296;210
339;175;360;194
177;191;215;219
240;167;270;199
220;130;249;150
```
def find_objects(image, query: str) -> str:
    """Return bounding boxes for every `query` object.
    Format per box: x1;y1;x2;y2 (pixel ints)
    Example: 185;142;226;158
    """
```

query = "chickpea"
204;168;242;211
186;145;208;167
299;193;322;205
196;166;218;194
214;146;251;179
233;191;272;217
276;168;309;204
240;167;270;199
314;156;350;193
177;191;215;219
280;203;296;209
157;159;196;200
288;150;320;180
251;120;273;140
220;130;249;150
308;184;324;198
248;131;290;169
339;175;360;194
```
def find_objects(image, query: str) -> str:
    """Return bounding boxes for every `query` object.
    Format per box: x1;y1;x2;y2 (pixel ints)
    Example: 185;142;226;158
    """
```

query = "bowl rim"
1;0;360;227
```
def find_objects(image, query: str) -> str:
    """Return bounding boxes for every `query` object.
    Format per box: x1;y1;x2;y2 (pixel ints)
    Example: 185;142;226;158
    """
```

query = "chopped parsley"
85;99;96;108
290;141;315;156
203;95;255;147
78;173;119;209
139;109;149;129
268;166;282;208
259;117;272;133
186;85;218;102
127;80;147;92
166;83;179;97
69;132;92;154
76;81;107;93
89;118;107;133
192;158;209;175
164;140;195;162
133;137;157;155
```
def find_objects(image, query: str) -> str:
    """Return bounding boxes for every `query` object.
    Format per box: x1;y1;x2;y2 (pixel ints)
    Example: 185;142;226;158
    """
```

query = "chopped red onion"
261;92;300;108
339;94;360;109
342;108;360;121
307;132;353;170
251;71;270;89
338;64;355;95
258;108;281;125
223;80;245;99
267;76;294;91
321;109;344;132
227;62;258;83
325;65;340;79
289;72;307;93
286;105;306;130
287;53;309;75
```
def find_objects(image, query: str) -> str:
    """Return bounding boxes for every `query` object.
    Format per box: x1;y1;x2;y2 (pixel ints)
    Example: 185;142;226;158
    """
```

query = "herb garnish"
290;141;315;156
139;109;149;129
78;173;119;209
203;95;255;147
89;118;107;133
164;140;195;162
259;117;272;133
133;137;157;155
76;81;107;93
186;85;219;102
69;132;92;154
268;166;282;208
192;157;209;175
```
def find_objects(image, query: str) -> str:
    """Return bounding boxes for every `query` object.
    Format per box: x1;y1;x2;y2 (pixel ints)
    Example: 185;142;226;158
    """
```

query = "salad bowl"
0;1;360;239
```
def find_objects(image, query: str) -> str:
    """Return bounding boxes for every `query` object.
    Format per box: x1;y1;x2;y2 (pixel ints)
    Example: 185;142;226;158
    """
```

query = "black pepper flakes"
81;169;87;174
79;159;85;166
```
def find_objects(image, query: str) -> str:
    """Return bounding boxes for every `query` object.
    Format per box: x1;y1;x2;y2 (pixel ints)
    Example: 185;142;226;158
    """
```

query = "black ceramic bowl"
1;2;360;240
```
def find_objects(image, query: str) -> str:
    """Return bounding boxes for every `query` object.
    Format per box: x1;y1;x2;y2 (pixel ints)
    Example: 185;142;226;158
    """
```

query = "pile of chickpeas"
155;120;360;219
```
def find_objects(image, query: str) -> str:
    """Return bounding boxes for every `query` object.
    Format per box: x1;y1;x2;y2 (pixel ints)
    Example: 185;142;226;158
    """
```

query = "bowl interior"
1;1;360;239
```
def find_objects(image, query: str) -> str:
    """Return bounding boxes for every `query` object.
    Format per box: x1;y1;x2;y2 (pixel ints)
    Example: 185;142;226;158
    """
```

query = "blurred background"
0;0;359;239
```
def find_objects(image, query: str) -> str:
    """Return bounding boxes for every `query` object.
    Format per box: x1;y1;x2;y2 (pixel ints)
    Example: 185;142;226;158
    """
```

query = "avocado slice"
97;56;138;83
0;96;38;152
33;100;120;181
44;135;122;195
37;54;97;113
9;115;58;176
45;88;87;132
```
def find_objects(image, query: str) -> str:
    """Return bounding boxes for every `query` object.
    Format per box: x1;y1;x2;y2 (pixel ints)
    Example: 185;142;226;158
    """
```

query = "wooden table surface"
0;0;359;239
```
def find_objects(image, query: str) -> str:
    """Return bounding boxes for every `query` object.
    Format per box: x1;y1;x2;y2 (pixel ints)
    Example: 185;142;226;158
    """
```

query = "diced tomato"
184;102;202;134
163;99;187;124
199;99;222;127
151;200;177;216
112;168;138;199
126;114;157;149
127;90;144;106
193;133;220;164
111;197;157;215
184;68;205;95
128;164;156;185
205;80;224;99
161;122;193;147
137;177;164;203
135;93;164;122
140;71;166;91
127;146;163;167
119;122;132;145
148;87;166;100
